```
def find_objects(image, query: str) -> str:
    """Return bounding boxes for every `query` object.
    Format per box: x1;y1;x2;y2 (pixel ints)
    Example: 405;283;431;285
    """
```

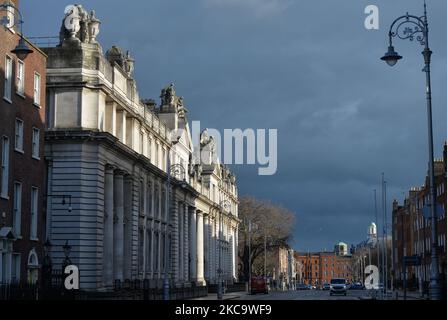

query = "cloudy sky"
22;0;447;251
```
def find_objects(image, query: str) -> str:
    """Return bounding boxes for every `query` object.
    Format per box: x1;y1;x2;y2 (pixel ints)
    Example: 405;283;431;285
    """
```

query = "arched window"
27;248;39;284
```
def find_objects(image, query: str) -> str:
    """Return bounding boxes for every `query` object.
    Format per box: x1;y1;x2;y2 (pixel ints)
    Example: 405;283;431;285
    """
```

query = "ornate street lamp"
0;1;33;60
380;1;441;300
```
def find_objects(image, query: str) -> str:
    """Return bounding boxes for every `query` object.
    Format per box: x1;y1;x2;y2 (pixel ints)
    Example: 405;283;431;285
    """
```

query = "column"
116;110;127;144
184;203;189;282
178;203;184;281
171;197;180;283
189;208;197;282
197;211;205;285
103;165;115;287
113;170;125;282
123;175;133;280
149;178;155;277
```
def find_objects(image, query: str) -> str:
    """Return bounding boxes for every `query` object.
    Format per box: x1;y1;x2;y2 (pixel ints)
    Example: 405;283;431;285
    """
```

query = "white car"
330;278;347;296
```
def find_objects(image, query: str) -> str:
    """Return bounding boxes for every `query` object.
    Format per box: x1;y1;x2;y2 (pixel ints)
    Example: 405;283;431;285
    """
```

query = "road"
234;289;372;300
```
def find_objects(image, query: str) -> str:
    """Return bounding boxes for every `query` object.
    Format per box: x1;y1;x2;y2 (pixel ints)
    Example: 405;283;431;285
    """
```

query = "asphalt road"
235;289;372;300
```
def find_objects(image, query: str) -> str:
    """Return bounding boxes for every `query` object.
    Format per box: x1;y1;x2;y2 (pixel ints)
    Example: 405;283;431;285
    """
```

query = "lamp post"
62;240;72;270
0;1;33;60
380;2;441;300
42;239;52;288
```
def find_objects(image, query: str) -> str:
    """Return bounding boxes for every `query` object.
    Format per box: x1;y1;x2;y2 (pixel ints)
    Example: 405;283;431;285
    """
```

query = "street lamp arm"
388;13;427;47
0;2;24;29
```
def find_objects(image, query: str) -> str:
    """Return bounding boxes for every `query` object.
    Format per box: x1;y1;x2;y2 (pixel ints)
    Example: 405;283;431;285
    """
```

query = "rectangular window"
13;182;22;237
32;128;40;159
4;56;13;101
11;254;20;283
17;60;24;96
15;119;23;152
30;187;38;240
139;131;144;155
1;136;10;198
33;73;41;106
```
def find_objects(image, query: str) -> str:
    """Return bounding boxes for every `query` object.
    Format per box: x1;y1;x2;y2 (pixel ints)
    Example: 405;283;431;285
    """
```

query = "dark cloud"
23;0;447;251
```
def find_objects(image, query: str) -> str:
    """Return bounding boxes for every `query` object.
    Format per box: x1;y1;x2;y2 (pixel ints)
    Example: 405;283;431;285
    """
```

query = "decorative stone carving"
59;5;101;44
88;10;101;43
106;45;125;67
124;51;135;76
160;83;176;106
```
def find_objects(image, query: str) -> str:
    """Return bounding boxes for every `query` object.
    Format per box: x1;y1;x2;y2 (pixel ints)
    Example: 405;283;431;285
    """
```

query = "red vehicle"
250;277;269;295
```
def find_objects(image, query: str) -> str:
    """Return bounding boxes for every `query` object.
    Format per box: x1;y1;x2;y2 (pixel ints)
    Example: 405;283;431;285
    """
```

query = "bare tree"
238;196;295;281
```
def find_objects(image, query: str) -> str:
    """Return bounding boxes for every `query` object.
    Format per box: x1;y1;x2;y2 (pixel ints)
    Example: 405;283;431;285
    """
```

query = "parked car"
322;283;331;290
350;282;365;290
330;278;347;296
310;285;316;290
250;277;269;295
297;283;310;290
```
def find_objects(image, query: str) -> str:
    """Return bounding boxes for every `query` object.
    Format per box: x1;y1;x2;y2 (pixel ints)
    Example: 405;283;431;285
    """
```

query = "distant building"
334;242;349;256
271;246;295;289
294;251;353;286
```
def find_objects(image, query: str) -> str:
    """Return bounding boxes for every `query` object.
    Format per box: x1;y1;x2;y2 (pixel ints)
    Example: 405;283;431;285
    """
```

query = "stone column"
184;203;189;282
189;207;197;282
123;175;133;280
103;165;115;287
196;211;205;285
171;196;179;283
113;170;125;282
178;203;184;281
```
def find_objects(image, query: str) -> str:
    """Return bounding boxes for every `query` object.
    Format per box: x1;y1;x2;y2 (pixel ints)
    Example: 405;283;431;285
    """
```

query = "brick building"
392;149;447;293
295;250;353;286
0;0;47;284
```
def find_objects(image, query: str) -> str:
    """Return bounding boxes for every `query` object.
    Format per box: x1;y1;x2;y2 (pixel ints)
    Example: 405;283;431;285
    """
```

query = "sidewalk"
394;290;428;300
190;291;247;300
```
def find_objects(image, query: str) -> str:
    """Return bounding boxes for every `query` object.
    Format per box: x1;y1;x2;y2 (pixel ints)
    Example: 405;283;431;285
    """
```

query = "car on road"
330;278;347;296
350;282;365;290
297;283;310;290
250;277;269;295
322;283;331;290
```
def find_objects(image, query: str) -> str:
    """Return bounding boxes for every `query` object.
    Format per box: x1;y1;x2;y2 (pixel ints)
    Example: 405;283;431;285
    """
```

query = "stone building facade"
0;0;47;285
42;5;238;290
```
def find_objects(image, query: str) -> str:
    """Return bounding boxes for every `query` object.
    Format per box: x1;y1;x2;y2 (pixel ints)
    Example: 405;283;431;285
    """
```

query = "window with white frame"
1;136;10;198
33;73;41;106
4;56;13;101
13;182;22;237
30;187;38;240
17;60;24;96
15;118;23;152
32;128;40;159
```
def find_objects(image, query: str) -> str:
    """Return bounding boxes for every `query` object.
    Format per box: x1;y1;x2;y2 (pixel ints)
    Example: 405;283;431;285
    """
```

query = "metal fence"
0;278;207;301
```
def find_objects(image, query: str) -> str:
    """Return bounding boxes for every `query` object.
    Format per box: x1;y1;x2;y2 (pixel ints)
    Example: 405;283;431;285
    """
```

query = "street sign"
422;203;444;219
403;255;421;266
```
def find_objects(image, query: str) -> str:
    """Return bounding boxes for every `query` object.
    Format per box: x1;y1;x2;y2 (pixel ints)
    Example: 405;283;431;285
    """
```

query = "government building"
42;5;239;291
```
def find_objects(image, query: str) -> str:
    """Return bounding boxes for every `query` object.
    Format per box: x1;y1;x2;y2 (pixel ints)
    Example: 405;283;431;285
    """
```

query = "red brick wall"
0;25;47;283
